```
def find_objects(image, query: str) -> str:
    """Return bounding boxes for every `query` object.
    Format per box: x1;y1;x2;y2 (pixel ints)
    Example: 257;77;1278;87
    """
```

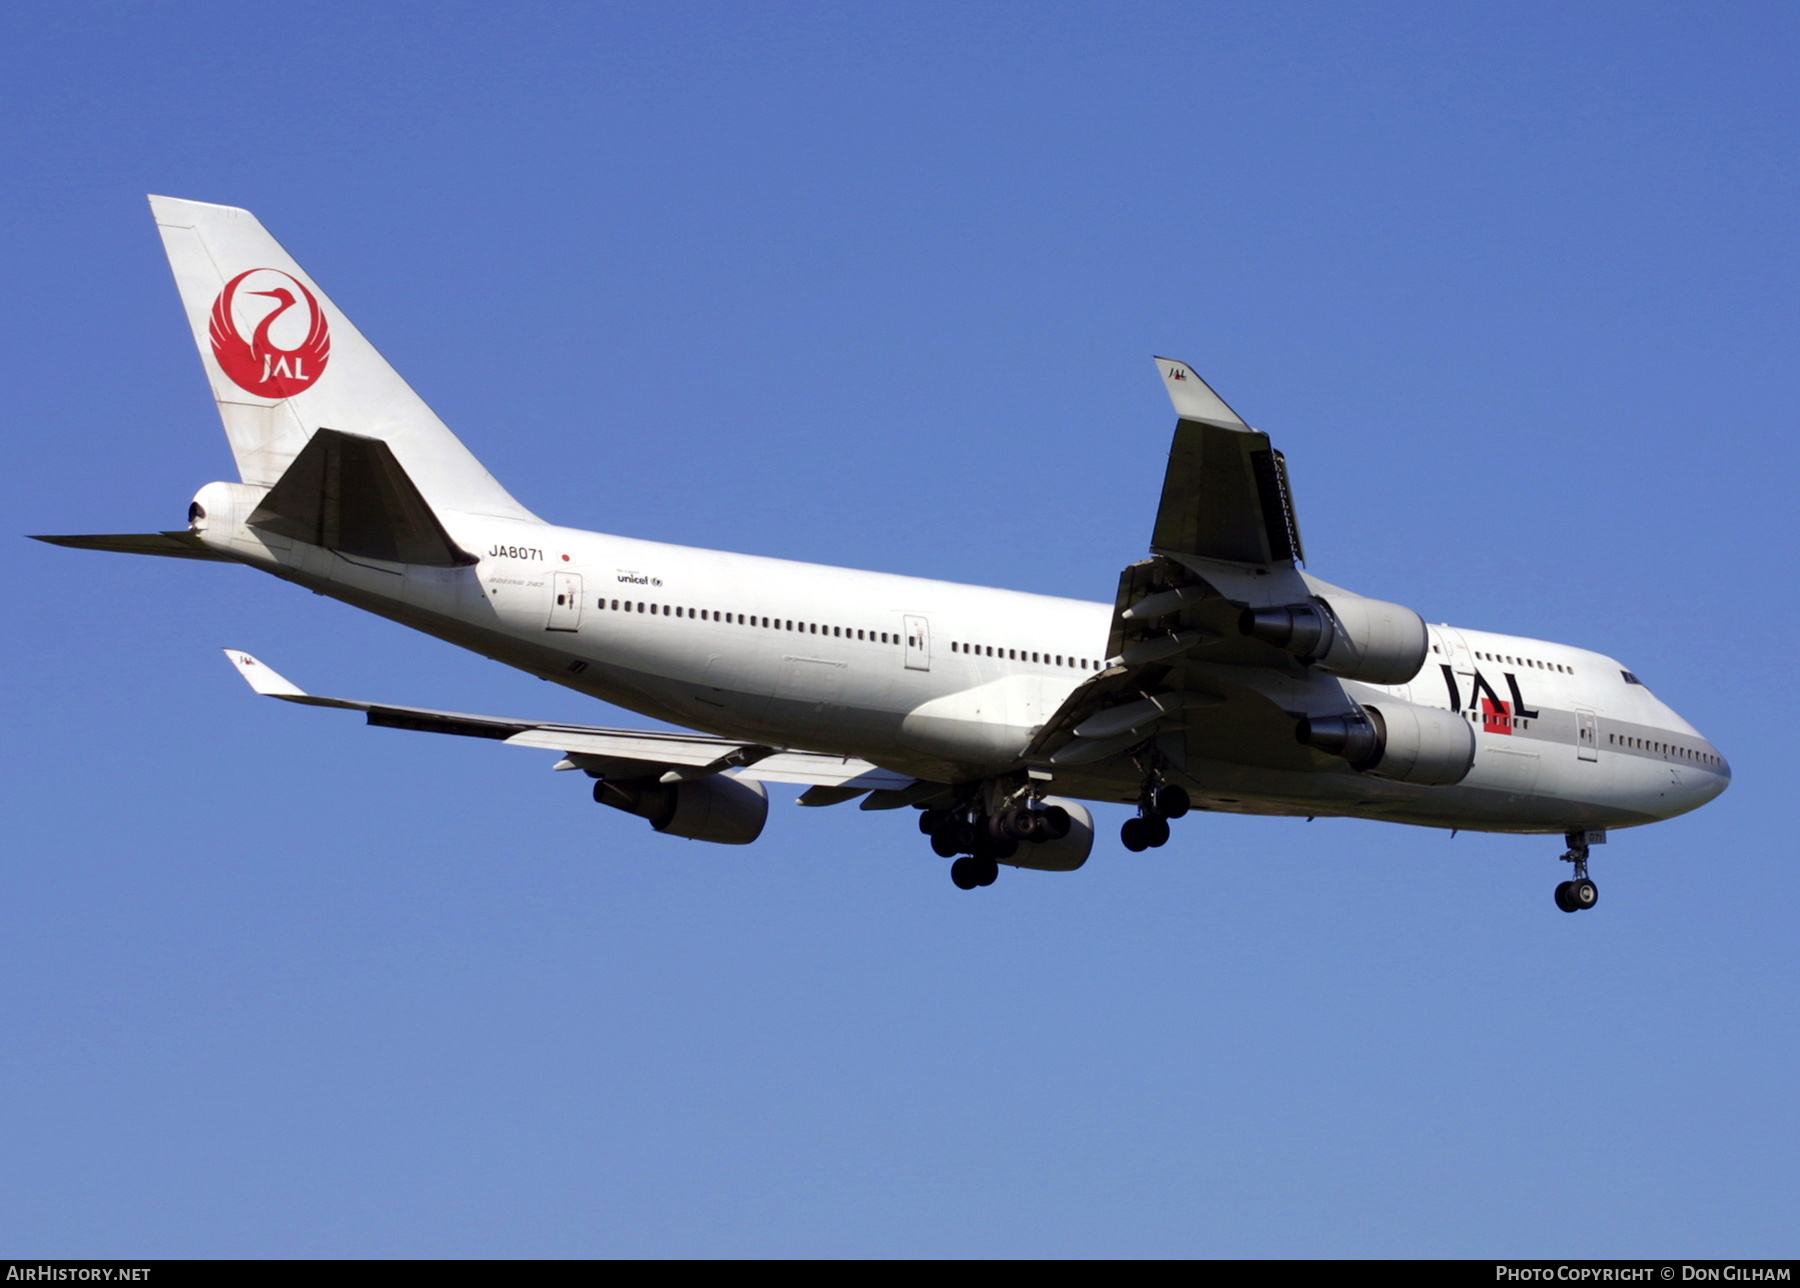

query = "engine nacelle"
1240;593;1427;685
594;773;769;844
1297;701;1474;786
1003;797;1094;872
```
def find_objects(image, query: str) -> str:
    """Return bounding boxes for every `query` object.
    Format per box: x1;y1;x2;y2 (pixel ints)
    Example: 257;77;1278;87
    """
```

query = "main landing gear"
921;802;1073;890
1554;829;1600;913
1121;782;1189;852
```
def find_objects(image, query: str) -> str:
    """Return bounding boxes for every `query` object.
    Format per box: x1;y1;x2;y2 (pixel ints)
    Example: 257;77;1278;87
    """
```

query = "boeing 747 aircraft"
34;197;1730;907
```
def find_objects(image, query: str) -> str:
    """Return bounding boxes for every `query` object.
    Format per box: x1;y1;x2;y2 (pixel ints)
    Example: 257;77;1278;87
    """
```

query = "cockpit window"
1622;670;1643;685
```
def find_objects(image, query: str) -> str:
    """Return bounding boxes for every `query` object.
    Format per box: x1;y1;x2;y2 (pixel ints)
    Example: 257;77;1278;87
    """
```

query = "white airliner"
36;196;1730;908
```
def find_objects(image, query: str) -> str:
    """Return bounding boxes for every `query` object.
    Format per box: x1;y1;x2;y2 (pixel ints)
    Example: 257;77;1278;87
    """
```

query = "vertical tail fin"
149;195;537;521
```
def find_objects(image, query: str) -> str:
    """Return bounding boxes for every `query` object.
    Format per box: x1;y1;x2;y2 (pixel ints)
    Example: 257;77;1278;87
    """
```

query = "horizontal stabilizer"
222;650;914;789
30;531;236;562
248;427;476;566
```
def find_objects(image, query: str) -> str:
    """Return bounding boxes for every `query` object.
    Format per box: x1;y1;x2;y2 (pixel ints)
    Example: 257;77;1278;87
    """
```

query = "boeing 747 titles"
33;197;1731;908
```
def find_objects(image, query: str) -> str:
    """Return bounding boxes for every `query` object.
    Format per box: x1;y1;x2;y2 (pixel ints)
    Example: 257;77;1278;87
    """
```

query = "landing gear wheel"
1141;815;1171;848
950;857;981;890
1153;784;1190;819
930;828;961;858
973;858;999;887
919;808;948;836
1121;817;1151;852
1556;831;1600;912
1039;805;1072;840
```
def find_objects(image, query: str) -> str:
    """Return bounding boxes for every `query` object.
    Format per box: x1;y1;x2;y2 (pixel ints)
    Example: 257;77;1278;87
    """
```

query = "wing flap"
739;754;913;790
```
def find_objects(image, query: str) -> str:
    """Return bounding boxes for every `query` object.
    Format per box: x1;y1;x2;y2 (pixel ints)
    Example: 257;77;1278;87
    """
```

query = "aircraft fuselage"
190;482;1730;836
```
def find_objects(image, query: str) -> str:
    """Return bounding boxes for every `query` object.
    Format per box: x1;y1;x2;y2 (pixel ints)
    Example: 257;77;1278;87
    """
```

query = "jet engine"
594;773;769;844
1297;701;1475;787
1239;593;1428;685
1002;797;1095;872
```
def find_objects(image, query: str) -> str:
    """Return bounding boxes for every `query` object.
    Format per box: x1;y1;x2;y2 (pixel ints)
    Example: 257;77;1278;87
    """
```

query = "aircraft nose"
1701;741;1732;800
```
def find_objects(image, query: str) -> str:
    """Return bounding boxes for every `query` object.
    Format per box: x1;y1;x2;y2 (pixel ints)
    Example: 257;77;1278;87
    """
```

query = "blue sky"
1;2;1794;1257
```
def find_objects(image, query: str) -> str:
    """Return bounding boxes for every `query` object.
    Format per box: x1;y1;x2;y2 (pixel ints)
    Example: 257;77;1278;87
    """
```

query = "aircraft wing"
225;650;913;792
1022;360;1347;775
1146;357;1303;567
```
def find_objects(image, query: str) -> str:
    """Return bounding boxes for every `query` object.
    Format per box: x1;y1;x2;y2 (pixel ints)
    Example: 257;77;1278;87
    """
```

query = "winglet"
223;649;307;698
1153;357;1248;429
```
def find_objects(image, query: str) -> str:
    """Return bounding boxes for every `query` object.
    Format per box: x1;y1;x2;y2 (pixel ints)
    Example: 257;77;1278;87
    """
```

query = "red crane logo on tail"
209;269;331;399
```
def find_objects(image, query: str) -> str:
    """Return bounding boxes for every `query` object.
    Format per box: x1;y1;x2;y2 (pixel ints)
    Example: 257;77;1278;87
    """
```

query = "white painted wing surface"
223;651;911;789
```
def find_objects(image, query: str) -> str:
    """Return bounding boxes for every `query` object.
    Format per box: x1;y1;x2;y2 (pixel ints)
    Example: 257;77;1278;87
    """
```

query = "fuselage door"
1433;626;1477;712
1576;708;1599;762
903;614;930;672
548;571;584;632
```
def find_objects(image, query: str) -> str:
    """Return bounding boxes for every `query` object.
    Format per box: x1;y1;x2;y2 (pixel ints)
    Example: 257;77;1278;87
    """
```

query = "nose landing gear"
1554;829;1601;912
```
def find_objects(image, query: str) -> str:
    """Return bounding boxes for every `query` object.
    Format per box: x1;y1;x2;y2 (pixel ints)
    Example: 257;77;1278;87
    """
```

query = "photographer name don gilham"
1497;1270;1791;1282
